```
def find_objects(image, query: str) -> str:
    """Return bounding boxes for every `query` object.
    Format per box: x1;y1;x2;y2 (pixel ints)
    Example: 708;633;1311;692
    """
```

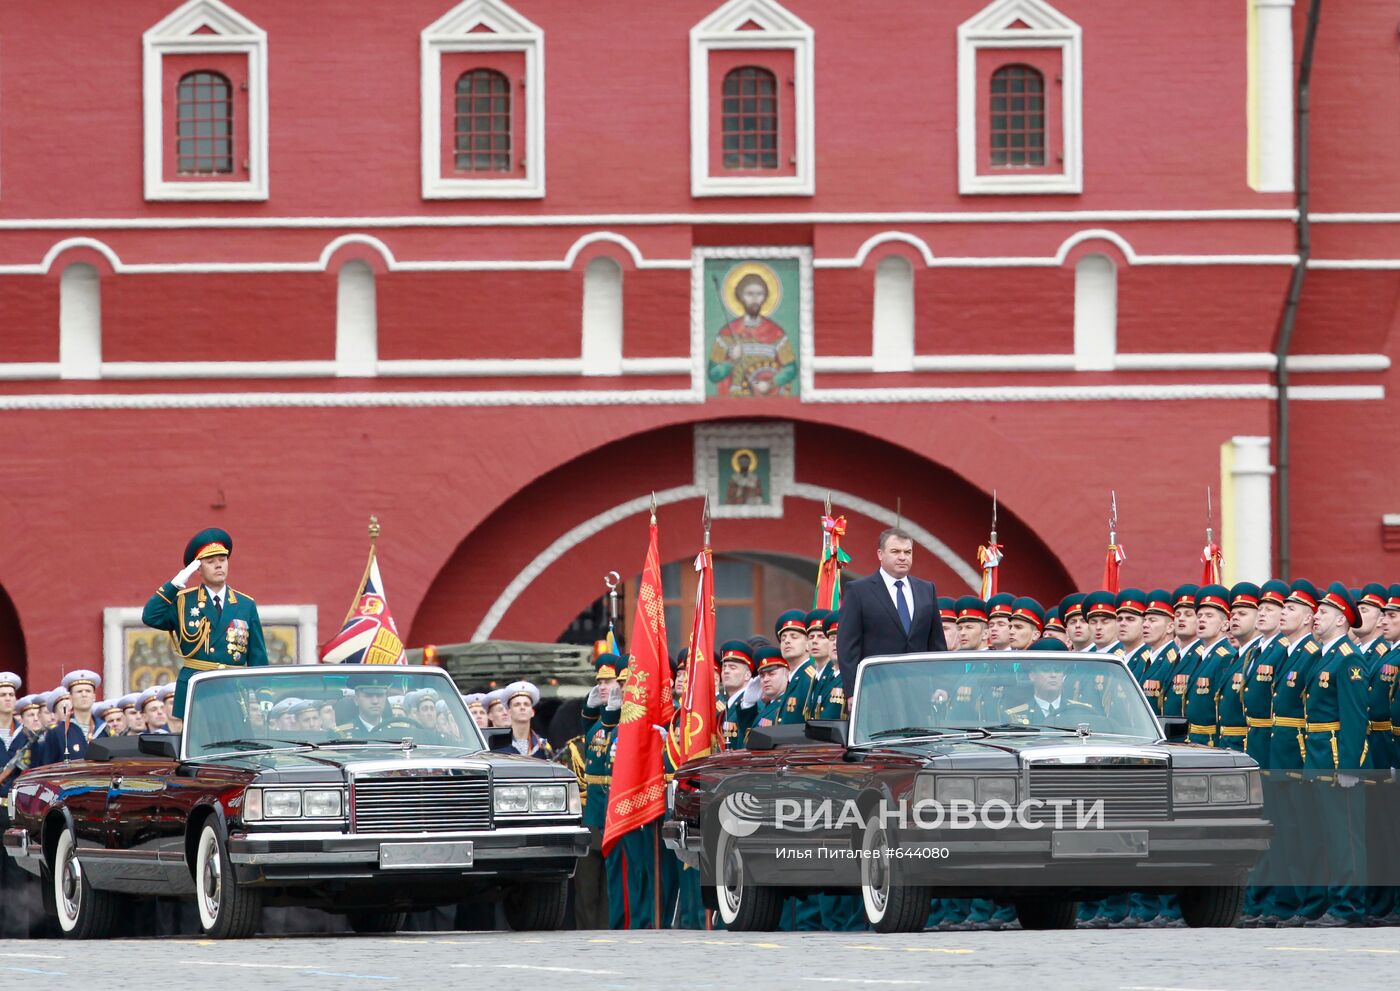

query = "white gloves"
1336;773;1359;789
171;559;202;588
606;683;623;710
741;677;762;708
586;685;604;708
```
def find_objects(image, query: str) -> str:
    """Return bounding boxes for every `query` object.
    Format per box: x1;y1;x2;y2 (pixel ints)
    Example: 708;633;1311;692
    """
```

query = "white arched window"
335;260;377;377
581;257;623;376
871;256;915;372
1073;254;1117;371
59;263;102;380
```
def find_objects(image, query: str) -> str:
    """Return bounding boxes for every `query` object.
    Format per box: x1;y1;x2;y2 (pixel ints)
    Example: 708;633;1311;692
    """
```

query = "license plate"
378;841;474;869
1050;830;1148;858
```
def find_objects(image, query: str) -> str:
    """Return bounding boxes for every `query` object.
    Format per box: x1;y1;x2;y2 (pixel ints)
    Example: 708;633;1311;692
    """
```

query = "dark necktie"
894;580;912;635
209;593;223;628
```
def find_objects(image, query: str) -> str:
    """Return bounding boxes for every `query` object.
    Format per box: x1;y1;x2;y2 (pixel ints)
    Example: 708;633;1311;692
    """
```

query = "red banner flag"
813;514;850;611
678;546;718;764
977;542;1003;599
1102;542;1126;594
1200;541;1223;586
603;518;671;854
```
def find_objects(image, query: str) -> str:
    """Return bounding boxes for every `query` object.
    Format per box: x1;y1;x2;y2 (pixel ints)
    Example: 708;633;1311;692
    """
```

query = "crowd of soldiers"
553;580;1400;932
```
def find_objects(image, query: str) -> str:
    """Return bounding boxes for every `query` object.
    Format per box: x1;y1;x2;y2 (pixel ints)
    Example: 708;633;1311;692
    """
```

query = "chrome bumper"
4;828;44;876
227;824;591;867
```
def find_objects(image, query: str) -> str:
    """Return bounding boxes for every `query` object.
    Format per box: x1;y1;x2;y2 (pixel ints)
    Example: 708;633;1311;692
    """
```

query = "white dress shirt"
879;568;914;615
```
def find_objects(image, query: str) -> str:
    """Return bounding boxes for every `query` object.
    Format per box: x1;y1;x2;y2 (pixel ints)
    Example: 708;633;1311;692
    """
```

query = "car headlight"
976;777;1017;805
1172;774;1209;805
935;776;975;804
263;790;303;819
530;784;567;813
302;789;343;818
1208;773;1248;804
494;785;530;814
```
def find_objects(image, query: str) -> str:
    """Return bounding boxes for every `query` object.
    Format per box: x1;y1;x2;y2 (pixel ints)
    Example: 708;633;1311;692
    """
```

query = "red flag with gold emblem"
602;515;670;854
678;545;718;764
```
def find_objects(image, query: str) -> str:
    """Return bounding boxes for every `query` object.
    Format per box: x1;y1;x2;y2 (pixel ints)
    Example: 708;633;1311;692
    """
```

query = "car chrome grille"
351;771;492;833
1026;766;1169;822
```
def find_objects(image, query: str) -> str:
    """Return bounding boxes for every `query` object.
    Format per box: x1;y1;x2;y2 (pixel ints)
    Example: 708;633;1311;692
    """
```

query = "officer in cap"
91;700;124;739
1060;593;1092;651
1214;583;1261;752
1300;583;1371;927
502;681;551;759
1042;606;1067;645
773;610;820;724
1353;583;1393;775
341;672;394;738
1001;643;1097;725
938;597;959;651
1114;590;1150;681
986;593;1015;650
33;670;102;766
1067;591;1120;706
0;672;20;750
1183;585;1236;747
581;652;626;927
1008;597;1044;650
462;693;489;728
118;693;145;733
746;647;790;735
1138;590;1180;715
142;527;267;720
718;641;758;748
484;688;510;727
138;687;171;734
954;595;989;651
805;610;845;721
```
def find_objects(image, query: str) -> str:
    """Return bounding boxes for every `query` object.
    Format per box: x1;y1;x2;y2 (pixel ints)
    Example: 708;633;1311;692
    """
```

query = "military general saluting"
142;527;267;719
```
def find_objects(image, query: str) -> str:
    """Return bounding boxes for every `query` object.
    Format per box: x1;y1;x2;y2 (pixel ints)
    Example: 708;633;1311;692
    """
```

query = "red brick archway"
407;419;1073;647
0;584;28;689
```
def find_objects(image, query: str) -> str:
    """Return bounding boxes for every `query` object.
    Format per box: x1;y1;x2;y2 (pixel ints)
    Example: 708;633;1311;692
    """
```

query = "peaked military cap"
45;688;70;712
1043;606;1065;634
1029;636;1069;652
1259;579;1290;606
117;693;140;711
1287;578;1320;611
1060;592;1086;622
937;597;957;623
1145;589;1175;618
1229;582;1261;609
462;693;486;712
1319;582;1361;628
955;595;989;623
61;669;101;691
16;694;41;714
775;609;809;638
92;700;115;720
1082;590;1117;620
482;688;509;712
504;680;540;706
1358;582;1388;610
755;645;786;673
719;640;756;673
987;593;1015;619
1171;584;1200;609
184;527;234;565
0;672;20;691
1010;596;1046;629
1195;584;1231;615
806;609;833;634
1386;583;1400;612
594;652;623;680
1115;589;1147;616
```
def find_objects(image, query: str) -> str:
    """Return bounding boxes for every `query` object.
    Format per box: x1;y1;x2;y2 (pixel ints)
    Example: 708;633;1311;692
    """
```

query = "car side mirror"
805;720;848;746
138;733;180;760
1160;717;1189;742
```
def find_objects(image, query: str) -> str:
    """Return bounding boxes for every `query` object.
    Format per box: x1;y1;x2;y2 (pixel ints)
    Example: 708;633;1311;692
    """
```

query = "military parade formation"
3;518;1399;937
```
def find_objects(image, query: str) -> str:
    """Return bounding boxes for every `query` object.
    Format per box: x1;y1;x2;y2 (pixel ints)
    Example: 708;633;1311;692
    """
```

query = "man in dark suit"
837;527;949;699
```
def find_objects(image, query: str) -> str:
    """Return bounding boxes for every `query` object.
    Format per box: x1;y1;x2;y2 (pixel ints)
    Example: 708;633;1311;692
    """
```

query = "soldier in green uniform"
1069;591;1123;707
1061;593;1091;651
747;647;789;736
985;593;1015;651
718;640;758;749
816;614;848;720
1300;584;1371;927
939;597;959;651
1042;606;1067;646
142;527;267;720
1268;579;1325;924
1163;585;1204;720
1140;590;1181;715
805;610;843;721
1240;579;1291;924
1215;582;1261;752
1115;589;1150;682
1184;585;1236;747
774;610;820;724
581;652;626;928
1007;597;1044;651
1354;584;1393;774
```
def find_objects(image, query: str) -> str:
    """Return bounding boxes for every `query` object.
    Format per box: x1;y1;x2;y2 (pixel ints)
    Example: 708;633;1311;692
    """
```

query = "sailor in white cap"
34;674;97;766
155;683;181;733
138;687;171;734
119;693;145;734
41;688;68;730
503;681;551;759
92;700;125;739
405;689;440;731
0;672;21;749
484;688;510;728
462;693;489;729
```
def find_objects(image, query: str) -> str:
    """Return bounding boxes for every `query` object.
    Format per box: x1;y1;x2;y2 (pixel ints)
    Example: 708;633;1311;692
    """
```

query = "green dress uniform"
717;640;758;749
1125;642;1152;683
1185;634;1236;747
581;697;627;929
1243;633;1288;765
779;657;821;725
1361;638;1394;772
814;661;847;720
1141;642;1179;716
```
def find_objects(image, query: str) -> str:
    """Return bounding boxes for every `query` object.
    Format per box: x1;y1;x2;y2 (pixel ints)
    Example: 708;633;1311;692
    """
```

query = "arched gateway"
407;419;1072;649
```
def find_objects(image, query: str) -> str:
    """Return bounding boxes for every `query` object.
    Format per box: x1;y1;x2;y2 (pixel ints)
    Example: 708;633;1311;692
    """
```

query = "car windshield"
850;654;1161;746
184;667;486;757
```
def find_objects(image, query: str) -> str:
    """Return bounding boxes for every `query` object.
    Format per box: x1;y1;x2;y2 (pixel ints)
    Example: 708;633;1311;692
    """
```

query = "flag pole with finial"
977;490;1004;599
343;515;381;627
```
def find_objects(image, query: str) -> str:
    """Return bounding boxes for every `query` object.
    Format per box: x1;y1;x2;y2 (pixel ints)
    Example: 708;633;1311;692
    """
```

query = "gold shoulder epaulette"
1304;640;1319;654
1167;647;1178;661
1377;642;1389;656
1004;703;1028;714
1067;699;1095;709
1339;642;1353;656
1216;645;1231;657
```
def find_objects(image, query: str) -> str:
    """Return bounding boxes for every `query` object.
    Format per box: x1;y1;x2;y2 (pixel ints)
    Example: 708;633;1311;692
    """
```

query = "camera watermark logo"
717;791;765;837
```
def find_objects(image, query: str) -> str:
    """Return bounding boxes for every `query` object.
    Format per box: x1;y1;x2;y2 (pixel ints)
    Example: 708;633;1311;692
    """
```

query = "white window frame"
690;0;815;198
421;0;545;200
142;0;269;202
957;0;1082;196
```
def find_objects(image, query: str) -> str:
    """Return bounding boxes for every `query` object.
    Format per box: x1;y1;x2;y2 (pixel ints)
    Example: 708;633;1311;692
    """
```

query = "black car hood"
191;744;570;783
867;735;1256;770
